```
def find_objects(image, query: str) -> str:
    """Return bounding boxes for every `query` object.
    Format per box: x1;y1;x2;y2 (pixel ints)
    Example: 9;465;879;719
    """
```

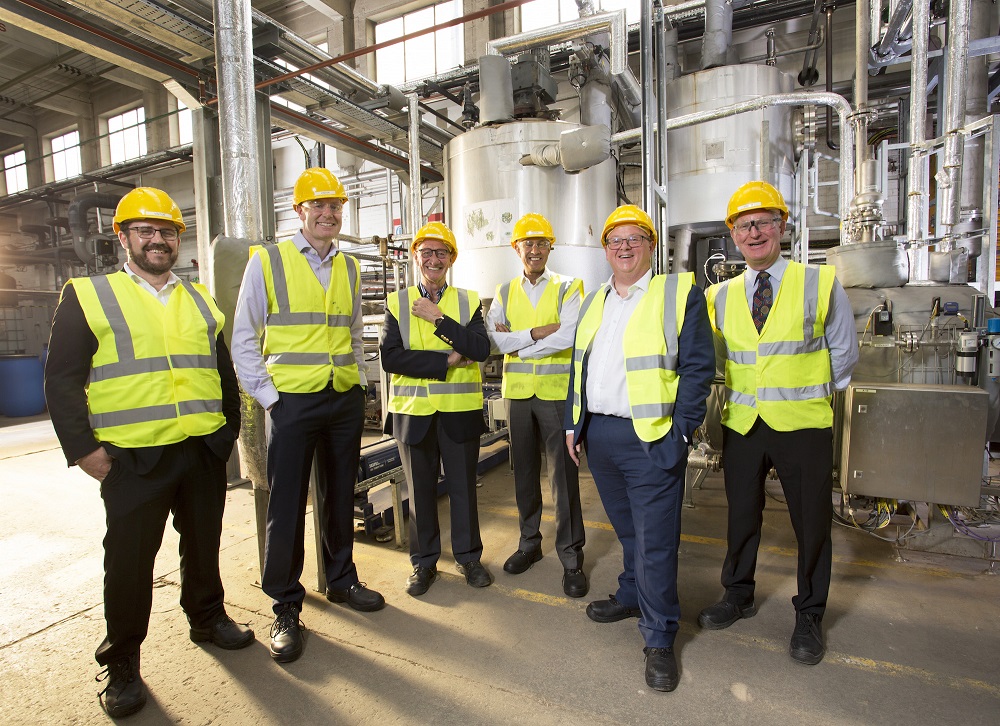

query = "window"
177;101;193;146
521;0;640;31
3;150;28;194
108;108;147;164
51;131;81;181
375;0;463;85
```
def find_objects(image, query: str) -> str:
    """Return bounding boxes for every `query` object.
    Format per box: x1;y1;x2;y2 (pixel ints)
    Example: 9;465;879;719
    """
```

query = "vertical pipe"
408;94;423;235
907;0;929;262
960;0;990;220
213;0;262;241
702;0;733;70
941;0;972;235
641;1;656;223
655;4;670;273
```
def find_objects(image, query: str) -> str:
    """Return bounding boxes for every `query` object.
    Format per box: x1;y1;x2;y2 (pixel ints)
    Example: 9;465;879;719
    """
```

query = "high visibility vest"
386;286;483;415
570;273;692;442
495;274;582;400
253;239;360;393
706;261;836;434
69;271;226;448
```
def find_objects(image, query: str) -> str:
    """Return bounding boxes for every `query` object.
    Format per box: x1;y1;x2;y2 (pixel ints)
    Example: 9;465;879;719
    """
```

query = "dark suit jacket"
44;280;242;474
565;283;716;471
379;299;491;446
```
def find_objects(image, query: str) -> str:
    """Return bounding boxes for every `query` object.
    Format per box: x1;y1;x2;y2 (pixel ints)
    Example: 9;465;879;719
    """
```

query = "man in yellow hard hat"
45;187;252;718
231;167;384;664
565;204;715;692
486;213;587;598
699;181;858;666
379;221;492;597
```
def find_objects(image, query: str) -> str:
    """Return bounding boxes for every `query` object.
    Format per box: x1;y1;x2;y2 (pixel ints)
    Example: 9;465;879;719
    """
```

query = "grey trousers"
508;396;585;569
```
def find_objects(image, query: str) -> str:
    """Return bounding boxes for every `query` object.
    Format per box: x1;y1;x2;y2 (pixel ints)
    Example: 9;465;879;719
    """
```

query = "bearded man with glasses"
486;213;587;598
380;221;492;597
45;187;251;718
232;167;384;664
699;181;858;667
565;204;715;692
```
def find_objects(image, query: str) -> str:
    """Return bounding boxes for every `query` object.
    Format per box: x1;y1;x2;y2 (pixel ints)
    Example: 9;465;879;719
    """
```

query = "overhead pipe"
67;192;123;264
871;0;914;67
797;0;825;85
940;0;972;240
487;10;627;75
743;27;824;65
612;91;856;224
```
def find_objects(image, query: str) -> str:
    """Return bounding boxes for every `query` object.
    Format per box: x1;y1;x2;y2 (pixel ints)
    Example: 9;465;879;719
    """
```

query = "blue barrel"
0;354;46;417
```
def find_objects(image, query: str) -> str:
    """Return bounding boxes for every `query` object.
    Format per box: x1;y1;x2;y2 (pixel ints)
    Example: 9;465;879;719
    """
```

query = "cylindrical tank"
665;65;796;234
445;120;615;298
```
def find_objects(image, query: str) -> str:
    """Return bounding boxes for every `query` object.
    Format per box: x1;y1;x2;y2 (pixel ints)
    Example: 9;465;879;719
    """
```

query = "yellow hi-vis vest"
69;271;226;448
705;261;836;434
253;239;360;393
386;286;483;415
495;274;582;400
570;273;692;442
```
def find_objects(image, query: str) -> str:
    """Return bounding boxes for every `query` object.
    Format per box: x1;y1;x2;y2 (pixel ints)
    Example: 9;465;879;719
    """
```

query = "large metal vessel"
665;65;796;233
445;119;616;298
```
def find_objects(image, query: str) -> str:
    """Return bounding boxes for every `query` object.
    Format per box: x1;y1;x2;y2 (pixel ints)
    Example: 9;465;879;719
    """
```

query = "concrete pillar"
77;112;100;172
144;89;171;154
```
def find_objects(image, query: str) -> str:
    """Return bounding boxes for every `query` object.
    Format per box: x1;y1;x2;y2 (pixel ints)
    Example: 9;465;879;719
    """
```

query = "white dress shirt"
486;268;581;359
231;231;368;410
123;262;180;306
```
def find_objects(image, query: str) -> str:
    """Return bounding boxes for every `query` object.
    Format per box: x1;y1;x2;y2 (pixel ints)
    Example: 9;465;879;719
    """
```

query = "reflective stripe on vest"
387;286;483;414
257;240;360;392
498;274;580;400
570;274;690;442
71;272;225;447
707;262;835;433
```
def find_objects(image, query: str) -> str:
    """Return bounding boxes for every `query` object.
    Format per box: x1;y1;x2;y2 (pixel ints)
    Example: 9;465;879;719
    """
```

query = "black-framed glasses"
733;217;782;235
606;235;649;250
127;226;178;241
417;248;452;260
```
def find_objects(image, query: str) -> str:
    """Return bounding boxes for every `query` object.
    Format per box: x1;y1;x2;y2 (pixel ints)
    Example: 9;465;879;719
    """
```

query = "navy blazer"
565;283;716;471
379;299;491;446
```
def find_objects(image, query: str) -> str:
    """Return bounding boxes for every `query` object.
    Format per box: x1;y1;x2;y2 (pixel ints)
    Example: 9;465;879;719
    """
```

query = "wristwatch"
434;316;445;328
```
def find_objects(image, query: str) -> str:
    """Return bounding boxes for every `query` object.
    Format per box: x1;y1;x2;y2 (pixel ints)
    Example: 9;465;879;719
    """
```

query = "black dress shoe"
562;568;589;598
457;560;493;587
406;566;438;597
644;647;679;692
789;612;825;665
503;549;542;574
190;615;255;650
586;594;641;623
269;603;304;663
98;652;146;718
326;582;386;612
697;600;757;630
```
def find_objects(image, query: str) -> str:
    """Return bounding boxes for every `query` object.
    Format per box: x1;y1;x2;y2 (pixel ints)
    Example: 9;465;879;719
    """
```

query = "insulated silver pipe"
906;0;930;248
408;94;423;236
960;0;990;222
655;2;670;272
612;92;856;224
941;0;972;234
214;0;262;242
640;1;656;225
701;0;733;70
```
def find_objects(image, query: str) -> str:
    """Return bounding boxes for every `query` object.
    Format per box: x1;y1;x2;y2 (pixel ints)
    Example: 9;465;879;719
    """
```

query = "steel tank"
445;120;615;298
665;65;796;233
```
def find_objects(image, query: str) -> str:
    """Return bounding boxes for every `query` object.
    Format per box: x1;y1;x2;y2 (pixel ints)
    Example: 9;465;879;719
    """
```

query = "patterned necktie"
751;271;772;333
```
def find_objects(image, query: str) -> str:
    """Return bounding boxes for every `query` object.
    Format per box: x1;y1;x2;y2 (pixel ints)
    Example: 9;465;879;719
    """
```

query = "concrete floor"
1;414;999;725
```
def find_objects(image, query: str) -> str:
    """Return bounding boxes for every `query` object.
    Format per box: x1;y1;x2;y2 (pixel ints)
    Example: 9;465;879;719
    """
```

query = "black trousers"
396;413;483;569
262;385;364;612
96;437;227;666
508;396;584;568
720;420;834;615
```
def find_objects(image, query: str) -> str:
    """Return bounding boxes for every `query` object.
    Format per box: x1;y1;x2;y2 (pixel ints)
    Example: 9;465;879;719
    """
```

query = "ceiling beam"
297;0;350;23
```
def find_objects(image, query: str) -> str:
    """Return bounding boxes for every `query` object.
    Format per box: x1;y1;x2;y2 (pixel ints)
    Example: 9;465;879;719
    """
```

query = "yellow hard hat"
113;187;185;234
725;180;789;229
293;167;347;206
600;205;657;246
511;213;555;248
411;221;458;261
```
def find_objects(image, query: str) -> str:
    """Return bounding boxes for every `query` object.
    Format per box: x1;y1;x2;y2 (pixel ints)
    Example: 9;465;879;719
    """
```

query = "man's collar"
522;268;551;285
607;268;652;294
124;262;180;288
293;230;338;258
418;280;448;302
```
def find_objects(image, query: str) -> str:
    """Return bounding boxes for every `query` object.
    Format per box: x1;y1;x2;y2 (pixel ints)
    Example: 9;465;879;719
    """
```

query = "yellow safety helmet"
511;213;555;248
113;187;185;234
293;167;348;206
411;221;458;261
725;180;789;229
600;204;657;246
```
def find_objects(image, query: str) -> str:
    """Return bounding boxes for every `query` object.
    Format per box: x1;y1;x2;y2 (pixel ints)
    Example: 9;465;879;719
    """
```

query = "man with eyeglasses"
699;181;858;666
565;204;715;692
44;187;252;718
486;213;587;598
379;221;492;596
232;167;384;664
